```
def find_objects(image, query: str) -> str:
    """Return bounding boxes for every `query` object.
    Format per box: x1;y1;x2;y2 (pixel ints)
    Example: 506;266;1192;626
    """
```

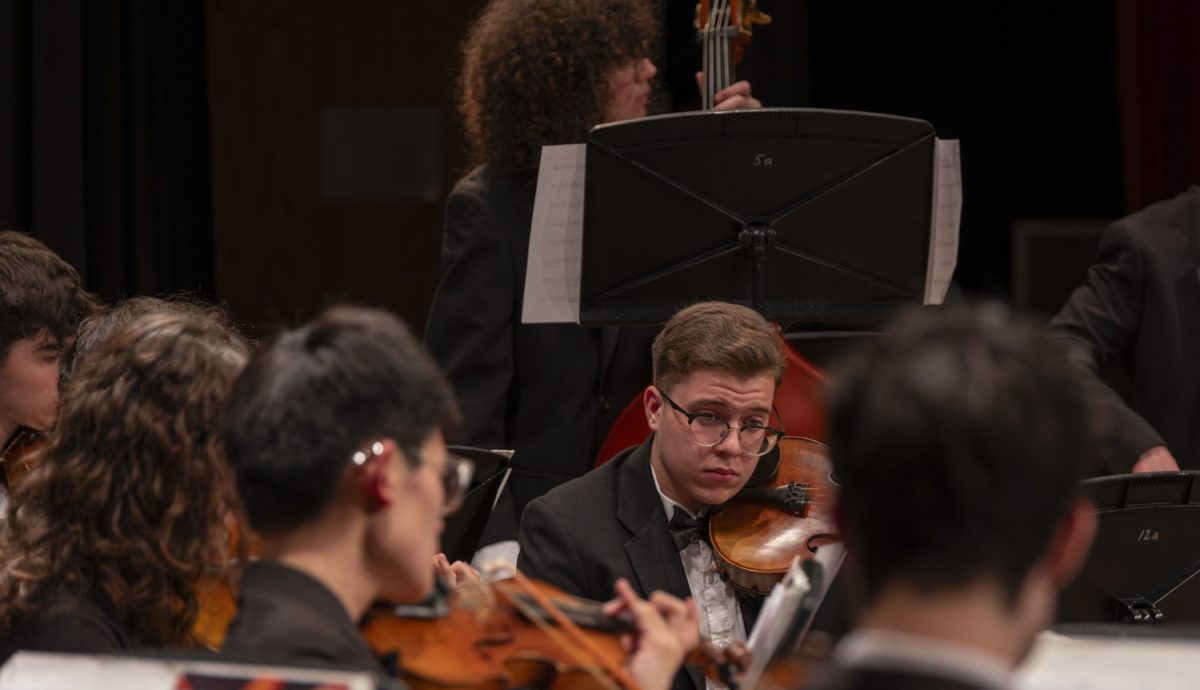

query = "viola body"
362;577;744;690
190;521;257;651
708;437;838;595
363;580;630;690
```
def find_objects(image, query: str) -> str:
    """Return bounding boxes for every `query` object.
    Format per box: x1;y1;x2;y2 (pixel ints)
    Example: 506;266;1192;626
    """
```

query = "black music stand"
1058;471;1200;624
581;108;937;325
439;446;511;563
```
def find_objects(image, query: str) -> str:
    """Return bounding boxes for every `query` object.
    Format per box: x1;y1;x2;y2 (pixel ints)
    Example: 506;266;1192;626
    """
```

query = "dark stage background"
1;0;1197;332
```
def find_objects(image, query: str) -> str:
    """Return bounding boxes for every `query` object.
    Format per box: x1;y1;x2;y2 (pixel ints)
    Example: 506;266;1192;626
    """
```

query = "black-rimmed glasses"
352;441;475;513
658;389;784;456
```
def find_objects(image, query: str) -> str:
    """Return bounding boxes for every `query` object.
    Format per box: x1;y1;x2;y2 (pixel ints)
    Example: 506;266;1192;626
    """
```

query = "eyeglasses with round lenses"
657;389;784;456
352;441;476;514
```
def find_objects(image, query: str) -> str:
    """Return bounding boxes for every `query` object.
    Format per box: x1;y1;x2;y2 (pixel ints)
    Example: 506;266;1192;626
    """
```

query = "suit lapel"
615;438;723;690
616;437;691;601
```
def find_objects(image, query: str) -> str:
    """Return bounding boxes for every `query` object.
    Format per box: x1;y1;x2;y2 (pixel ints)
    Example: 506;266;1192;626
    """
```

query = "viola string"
506;571;642;690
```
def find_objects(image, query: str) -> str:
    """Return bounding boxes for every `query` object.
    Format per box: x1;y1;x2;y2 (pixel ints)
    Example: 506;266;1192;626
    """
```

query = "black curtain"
1114;0;1200;213
0;0;213;303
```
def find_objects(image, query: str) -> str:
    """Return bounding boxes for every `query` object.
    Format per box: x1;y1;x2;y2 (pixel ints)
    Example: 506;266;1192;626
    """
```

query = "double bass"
695;0;771;110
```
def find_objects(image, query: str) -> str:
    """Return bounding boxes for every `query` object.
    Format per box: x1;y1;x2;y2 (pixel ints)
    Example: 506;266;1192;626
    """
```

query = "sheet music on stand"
521;126;963;325
1015;630;1200;690
741;543;845;690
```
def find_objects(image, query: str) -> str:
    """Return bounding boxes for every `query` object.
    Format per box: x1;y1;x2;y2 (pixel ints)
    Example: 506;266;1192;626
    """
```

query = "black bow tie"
668;508;709;551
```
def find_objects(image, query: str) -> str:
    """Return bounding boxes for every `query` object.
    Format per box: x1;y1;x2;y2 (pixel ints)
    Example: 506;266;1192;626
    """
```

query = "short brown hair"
652;302;786;392
0;231;99;357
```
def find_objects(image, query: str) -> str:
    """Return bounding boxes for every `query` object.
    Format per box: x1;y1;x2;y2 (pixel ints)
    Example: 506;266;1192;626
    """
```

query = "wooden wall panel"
206;0;484;334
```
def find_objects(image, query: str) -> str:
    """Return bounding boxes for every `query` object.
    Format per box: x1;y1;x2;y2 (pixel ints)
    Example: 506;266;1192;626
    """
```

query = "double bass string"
703;0;732;110
717;1;731;97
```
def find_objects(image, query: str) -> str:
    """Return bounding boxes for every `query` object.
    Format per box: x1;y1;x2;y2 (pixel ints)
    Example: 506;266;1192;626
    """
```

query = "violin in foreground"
362;567;750;690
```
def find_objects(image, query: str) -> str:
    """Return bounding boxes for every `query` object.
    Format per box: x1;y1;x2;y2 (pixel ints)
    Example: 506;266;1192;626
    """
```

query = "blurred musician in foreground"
519;301;786;690
1048;186;1200;474
811;304;1097;690
0;310;248;661
0;231;98;502
425;0;761;550
220;306;697;690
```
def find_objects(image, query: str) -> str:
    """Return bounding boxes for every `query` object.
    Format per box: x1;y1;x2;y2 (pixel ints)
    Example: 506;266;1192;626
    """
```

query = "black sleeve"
1047;220;1165;473
424;185;515;448
2;609;126;661
516;497;593;599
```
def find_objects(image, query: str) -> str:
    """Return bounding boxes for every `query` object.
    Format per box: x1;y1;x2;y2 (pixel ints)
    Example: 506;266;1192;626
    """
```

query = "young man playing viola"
518;301;787;690
220;306;698;690
0;231;97;503
810;304;1097;690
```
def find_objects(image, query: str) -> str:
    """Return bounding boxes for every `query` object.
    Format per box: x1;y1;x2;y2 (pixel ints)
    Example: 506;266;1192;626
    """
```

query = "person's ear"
643;385;664;431
357;439;403;510
1045;497;1098;589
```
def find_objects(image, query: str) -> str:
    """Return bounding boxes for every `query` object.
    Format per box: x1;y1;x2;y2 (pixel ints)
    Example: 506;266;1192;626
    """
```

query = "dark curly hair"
0;310;250;648
458;0;659;178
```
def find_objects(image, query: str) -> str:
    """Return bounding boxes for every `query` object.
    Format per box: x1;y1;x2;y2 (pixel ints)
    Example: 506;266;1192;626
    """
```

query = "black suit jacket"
0;587;129;665
806;665;998;690
518;438;759;690
425;164;656;543
221;561;384;674
1048;186;1200;473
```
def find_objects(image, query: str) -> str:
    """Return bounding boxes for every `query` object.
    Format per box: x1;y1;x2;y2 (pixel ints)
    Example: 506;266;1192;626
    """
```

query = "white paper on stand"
0;651;375;690
743;556;813;682
924;138;962;305
1016;631;1200;690
741;543;845;690
521;143;586;324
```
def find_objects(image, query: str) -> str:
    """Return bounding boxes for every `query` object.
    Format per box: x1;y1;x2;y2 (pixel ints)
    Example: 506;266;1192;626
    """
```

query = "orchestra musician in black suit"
219;305;699;690
808;304;1097;690
518;301;786;690
424;0;761;549
1048;186;1200;473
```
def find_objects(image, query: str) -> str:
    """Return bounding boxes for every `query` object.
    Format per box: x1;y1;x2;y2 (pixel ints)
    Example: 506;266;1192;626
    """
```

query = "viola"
190;521;258;651
361;569;749;690
694;0;771;110
1;426;45;490
191;575;239;651
709;437;838;595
